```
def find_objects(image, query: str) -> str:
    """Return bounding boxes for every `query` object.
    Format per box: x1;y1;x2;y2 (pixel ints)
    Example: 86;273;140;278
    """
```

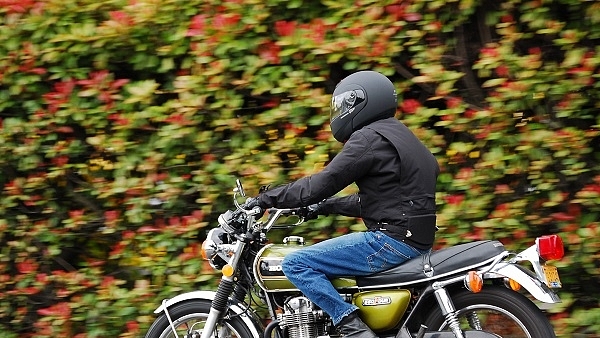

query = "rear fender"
484;263;561;303
153;291;263;338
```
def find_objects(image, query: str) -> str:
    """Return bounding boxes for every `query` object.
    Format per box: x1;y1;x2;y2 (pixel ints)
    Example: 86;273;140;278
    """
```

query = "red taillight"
537;235;564;261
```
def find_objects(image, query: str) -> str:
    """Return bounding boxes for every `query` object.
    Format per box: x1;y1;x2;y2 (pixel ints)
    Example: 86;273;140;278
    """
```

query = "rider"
245;71;439;338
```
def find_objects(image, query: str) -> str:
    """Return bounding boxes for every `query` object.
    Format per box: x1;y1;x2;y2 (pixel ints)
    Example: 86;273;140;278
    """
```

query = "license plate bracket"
543;265;561;288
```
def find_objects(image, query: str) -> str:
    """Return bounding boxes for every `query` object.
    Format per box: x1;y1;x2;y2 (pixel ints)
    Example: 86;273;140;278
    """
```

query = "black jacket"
257;117;440;248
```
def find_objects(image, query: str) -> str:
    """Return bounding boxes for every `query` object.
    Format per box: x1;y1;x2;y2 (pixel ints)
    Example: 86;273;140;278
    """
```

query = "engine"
278;296;330;338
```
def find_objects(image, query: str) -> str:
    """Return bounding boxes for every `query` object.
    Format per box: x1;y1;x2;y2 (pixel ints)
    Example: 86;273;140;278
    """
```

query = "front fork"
199;278;237;338
199;239;248;338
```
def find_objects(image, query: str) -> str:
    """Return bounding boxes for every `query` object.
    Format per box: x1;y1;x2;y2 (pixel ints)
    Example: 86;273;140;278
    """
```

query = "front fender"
153;290;264;338
154;290;217;314
485;262;561;304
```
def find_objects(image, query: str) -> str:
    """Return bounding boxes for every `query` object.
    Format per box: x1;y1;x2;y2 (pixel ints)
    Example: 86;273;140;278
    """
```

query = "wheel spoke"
157;313;243;338
453;305;532;338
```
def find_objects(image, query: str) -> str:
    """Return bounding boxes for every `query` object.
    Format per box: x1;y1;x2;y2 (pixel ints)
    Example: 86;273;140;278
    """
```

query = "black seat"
357;240;506;287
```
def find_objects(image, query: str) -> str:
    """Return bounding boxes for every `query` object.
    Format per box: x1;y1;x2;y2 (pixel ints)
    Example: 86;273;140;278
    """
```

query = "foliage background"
0;0;598;337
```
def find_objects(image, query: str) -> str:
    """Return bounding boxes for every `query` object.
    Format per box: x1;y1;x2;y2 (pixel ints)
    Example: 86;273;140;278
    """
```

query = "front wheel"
424;286;556;338
145;299;256;338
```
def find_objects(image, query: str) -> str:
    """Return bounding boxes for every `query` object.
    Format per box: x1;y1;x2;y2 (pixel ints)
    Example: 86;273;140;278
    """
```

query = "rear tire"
145;300;256;338
424;286;556;337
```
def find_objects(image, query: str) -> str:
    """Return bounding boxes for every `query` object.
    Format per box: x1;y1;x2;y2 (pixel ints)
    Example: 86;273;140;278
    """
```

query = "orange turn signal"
505;278;521;291
465;271;483;293
222;264;235;277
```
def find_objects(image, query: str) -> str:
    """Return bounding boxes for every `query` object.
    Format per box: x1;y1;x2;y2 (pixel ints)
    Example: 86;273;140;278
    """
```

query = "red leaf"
54;126;74;133
480;47;499;58
275;20;296;36
444;194;465;206
385;4;405;20
187;15;207;36
105;210;120;222
258;41;280;64
169;216;181;226
403;11;422;22
17;260;38;274
138;226;160;232
400;99;421;114
551;212;575;222
37;302;71;317
109;10;133;26
495;64;510;77
101;276;115;288
213;13;240;29
126;320;140;332
463;109;477;119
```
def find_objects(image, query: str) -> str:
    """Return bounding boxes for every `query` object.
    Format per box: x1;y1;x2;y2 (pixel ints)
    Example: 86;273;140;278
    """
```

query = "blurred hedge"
0;0;598;337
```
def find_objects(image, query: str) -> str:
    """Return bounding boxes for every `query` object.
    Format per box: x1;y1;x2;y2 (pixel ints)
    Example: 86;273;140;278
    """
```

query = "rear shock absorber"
433;288;465;338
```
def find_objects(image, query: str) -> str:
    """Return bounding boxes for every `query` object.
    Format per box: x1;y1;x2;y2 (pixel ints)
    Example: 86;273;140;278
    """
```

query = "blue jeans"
281;231;428;326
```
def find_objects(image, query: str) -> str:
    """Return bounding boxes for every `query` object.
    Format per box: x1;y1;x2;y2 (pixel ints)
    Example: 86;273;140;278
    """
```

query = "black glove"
243;197;262;210
298;202;322;220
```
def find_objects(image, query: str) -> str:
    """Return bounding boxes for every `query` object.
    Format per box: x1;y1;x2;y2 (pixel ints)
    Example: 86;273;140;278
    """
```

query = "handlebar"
263;207;305;231
228;181;305;233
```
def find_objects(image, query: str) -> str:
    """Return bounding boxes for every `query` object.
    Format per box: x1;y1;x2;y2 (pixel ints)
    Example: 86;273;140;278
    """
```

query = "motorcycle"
144;180;564;338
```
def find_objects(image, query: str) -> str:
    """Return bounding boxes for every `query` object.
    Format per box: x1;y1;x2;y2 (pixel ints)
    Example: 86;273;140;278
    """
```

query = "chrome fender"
154;290;263;338
485;262;561;303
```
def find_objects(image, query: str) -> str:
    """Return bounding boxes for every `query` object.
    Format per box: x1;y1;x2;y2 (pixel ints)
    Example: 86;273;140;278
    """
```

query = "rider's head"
329;71;397;143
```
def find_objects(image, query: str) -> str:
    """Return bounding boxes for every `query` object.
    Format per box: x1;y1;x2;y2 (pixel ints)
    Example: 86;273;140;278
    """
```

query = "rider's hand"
298;202;321;220
243;197;263;211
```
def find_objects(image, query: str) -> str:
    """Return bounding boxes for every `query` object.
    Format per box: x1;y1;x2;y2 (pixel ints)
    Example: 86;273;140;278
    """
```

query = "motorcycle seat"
356;240;506;287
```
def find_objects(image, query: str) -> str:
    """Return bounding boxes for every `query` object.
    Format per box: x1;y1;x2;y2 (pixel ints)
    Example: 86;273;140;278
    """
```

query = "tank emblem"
362;296;392;306
259;258;285;277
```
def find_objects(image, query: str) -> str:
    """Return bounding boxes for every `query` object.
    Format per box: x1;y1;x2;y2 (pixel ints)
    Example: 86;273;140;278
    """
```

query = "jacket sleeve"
257;131;373;209
319;194;361;218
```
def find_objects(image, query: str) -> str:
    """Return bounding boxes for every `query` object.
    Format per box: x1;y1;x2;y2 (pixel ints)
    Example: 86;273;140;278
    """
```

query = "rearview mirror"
235;179;246;197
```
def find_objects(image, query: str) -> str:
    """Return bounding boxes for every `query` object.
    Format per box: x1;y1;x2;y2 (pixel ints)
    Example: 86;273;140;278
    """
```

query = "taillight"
536;235;564;261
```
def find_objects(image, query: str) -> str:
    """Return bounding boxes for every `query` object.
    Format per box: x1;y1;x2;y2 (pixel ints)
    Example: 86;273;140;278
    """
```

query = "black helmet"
330;71;397;142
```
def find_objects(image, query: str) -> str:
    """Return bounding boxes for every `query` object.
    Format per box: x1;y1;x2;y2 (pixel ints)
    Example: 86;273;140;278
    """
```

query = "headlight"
201;228;229;270
201;238;217;260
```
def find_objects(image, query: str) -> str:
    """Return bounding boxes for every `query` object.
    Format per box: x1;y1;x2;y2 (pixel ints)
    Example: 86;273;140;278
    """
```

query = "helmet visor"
330;89;366;122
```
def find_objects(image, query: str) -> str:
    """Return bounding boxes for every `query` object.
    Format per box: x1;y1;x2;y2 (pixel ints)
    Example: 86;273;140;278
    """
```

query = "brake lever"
264;208;305;231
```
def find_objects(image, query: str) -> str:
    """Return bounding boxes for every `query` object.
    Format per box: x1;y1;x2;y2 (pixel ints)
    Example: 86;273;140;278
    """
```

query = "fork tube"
433;288;465;338
200;278;236;338
200;241;247;338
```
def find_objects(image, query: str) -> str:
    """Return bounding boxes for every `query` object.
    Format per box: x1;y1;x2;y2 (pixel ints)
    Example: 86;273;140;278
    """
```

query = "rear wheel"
145;300;256;338
424;286;556;337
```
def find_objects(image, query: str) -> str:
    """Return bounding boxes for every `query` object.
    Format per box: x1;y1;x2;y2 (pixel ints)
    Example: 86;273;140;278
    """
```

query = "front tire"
145;300;256;338
424;286;556;338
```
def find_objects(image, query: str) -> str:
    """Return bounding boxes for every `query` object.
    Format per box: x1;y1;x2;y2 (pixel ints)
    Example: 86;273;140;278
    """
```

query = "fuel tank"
253;236;357;291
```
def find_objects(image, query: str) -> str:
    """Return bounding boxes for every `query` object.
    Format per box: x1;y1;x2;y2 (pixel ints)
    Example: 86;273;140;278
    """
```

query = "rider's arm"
318;195;361;218
256;131;374;209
